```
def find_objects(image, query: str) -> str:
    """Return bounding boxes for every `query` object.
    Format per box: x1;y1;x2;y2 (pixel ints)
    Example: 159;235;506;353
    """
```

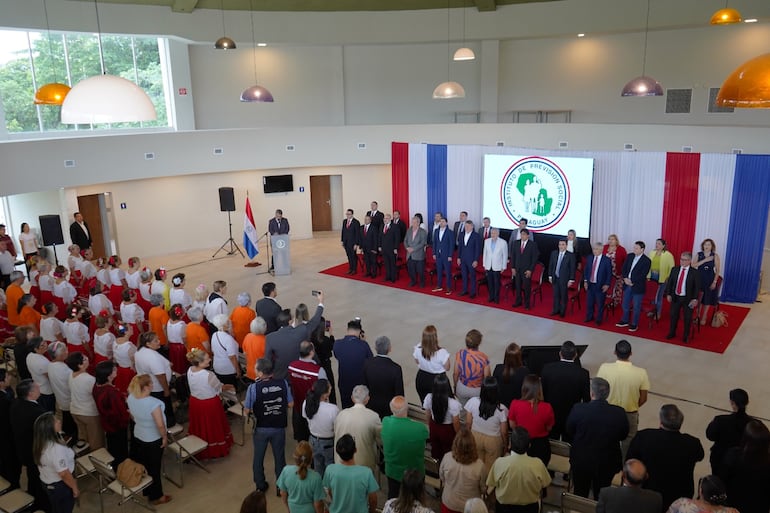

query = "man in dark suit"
627;404;705;512
541;340;590;442
584;242;613;325
268;209;290;235
360;215;380;278
478;217;493;243
334;320;373;409
548;239;576;317
10;379;48;511
363;336;404;419
380;214;400;283
427;211;442;246
664;252;701;343
566;377;629;499
456;220;482;298
431;217;455;294
255;281;282;334
705;388;751;477
341;209;361;275
510;228;539;309
264;292;325;380
596;459;662;513
69;211;92;250
452;211;468;247
508;217;535;244
365;201;385;232
615;241;651;332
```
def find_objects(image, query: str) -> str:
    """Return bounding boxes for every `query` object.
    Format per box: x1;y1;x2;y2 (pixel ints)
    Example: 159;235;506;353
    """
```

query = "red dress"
186;369;233;459
108;284;124;311
508;399;555;465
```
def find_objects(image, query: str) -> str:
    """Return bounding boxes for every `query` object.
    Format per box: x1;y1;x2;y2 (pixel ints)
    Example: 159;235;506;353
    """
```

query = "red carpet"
320;262;749;354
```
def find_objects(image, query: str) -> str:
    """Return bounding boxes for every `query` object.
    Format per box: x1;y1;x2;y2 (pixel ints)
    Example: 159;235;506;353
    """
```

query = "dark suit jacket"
566;399;629;473
366;210;385;232
341;218;361;248
268;217;290;235
363;355;405;419
705;411;752;474
541;360;590;436
627;428;705;511
10;398;46;465
69;221;92;250
457;230;481;263
432;227;455;260
380;222;400;254
548;250;576;283
584;254;613;287
453;221;466;246
478;226;493;242
621;254;652;294
360;224;379;252
264;305;324;380
510;239;539;273
392;218;407;243
596;485;663;513
255;296;282;334
664;266;701;301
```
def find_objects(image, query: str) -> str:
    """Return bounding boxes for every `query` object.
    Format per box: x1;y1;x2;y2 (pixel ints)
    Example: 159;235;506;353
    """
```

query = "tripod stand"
213;211;245;258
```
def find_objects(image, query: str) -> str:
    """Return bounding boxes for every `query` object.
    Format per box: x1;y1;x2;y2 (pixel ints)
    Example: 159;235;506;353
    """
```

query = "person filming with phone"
264;290;325;380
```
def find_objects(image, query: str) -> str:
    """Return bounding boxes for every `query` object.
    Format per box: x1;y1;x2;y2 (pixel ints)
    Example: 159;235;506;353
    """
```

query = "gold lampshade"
717;53;770;108
215;36;236;50
34;82;71;105
710;7;742;25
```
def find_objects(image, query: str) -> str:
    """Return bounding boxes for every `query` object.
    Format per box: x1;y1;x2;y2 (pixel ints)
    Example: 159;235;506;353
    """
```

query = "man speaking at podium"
268;210;290;272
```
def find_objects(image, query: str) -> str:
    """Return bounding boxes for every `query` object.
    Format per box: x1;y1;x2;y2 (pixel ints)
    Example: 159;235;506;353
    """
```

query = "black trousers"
131;438;164;501
487;270;501;301
383;250;397;281
669;296;694;340
106;428;129;466
514;272;532;306
552;278;569;314
61;410;78;441
496;501;539;513
407;259;425;287
26;462;50;512
344;244;357;272
416;370;445;404
292;408;310;442
150;391;176;427
572;462;617;500
364;249;378;277
44;480;74;513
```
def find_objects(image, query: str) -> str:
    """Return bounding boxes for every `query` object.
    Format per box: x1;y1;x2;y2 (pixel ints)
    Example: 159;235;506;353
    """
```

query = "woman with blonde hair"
186;348;234;459
603;234;627;307
127;374;171;505
508;375;554;466
276;441;325;513
413;325;451;403
439;428;485;513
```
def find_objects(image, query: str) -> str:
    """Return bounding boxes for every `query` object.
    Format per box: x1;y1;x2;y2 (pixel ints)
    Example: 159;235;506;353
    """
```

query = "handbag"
711;310;728;328
116;458;147;488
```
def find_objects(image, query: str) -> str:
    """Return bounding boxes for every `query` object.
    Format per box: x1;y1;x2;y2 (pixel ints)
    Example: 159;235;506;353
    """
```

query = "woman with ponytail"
302;379;338;477
120;289;145;344
276;441;325;513
40;303;64;344
53;265;76;319
61;305;91;360
106;255;127;310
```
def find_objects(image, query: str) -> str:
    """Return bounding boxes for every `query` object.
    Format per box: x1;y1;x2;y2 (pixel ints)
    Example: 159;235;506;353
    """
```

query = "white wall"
5;189;73;264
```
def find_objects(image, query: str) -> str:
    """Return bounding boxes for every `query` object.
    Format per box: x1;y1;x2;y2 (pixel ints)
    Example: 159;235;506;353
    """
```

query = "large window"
0;29;170;134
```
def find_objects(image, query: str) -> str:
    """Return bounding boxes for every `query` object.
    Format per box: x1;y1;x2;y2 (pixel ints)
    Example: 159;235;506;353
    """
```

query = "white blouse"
187;368;222;400
27;352;53;395
78;260;97;279
150;281;168;298
94;331;115;358
211;331;238;375
120;302;144;324
48;361;72;410
126;270;142;289
113;341;136;369
413;345;451;374
39;273;55;292
61;320;89;346
19;232;37;254
302;401;339;438
108;268;125;285
166;320;187;345
204;297;227;321
67;254;83;271
423;394;462;425
53;281;77;304
134;347;171;393
38;442;75;485
139;282;152;301
169;288;192;310
96;269;111;287
464;396;508;437
40;317;63;343
88;293;114;316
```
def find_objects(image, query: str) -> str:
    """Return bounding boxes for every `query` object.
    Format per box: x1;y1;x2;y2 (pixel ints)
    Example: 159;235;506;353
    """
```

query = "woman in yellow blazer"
648;238;675;318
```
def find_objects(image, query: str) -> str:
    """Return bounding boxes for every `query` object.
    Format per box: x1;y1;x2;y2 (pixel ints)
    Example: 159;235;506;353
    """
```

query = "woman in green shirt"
277;441;325;513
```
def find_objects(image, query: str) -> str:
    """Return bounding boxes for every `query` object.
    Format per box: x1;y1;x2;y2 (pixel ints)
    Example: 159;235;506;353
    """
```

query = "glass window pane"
0;30;36;133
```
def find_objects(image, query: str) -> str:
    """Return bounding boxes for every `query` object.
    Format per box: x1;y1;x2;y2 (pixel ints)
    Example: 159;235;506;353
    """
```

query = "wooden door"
310;176;332;231
77;194;107;260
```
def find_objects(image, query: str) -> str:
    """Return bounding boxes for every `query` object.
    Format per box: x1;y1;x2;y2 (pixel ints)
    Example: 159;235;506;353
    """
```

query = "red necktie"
484;228;489;239
347;219;351;228
384;224;389;234
676;268;686;295
591;256;599;282
520;241;525;254
364;225;368;236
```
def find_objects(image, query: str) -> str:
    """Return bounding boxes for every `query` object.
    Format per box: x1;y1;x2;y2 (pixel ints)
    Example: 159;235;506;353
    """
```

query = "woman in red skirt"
166;304;188;374
423;373;462;460
112;324;136;396
107;255;128;310
93;313;115;366
119;289;145;345
186;348;234;459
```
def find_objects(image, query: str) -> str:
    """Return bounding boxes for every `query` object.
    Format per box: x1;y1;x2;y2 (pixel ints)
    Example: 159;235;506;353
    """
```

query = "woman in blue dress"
693;238;721;325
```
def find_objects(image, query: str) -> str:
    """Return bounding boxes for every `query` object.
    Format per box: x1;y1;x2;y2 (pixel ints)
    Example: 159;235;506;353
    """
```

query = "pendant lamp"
215;0;236;49
716;53;770;108
621;0;663;97
434;0;466;99
710;2;742;25
453;0;475;61
240;0;274;102
61;0;156;124
33;0;70;105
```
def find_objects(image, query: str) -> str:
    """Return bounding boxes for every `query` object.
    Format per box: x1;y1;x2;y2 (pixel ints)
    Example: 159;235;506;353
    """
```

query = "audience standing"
66;352;104;450
706;388;752;477
492;342;530;408
288;341;327;442
382;468;433;513
363;335;404;419
596;459;662;513
134;332;176;427
423;373;461;460
0;369;21;489
264;292;324;380
302;379;338;477
453;329;490;405
33;412;78;513
92;361;130;465
540;340;590;442
333;318;372;409
508;375;554;466
11;379;48;511
322;434;379;513
439;428;485;513
382;396;429;499
276;441;325;513
333;385;382;476
413;325;451;403
464;377;509;477
186;348;234;459
721;419;770;513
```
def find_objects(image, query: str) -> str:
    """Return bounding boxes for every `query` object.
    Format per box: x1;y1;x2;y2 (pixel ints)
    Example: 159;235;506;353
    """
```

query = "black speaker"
218;187;235;212
39;215;65;246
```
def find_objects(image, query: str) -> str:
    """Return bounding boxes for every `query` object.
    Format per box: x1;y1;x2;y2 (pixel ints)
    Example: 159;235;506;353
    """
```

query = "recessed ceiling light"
577;33;585;37
744;18;758;23
257;43;267;47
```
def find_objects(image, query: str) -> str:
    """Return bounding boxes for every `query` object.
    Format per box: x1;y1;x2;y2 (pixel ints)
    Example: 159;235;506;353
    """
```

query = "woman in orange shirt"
17;293;42;330
241;317;267;381
185;307;210;355
147;294;169;347
230;292;256;347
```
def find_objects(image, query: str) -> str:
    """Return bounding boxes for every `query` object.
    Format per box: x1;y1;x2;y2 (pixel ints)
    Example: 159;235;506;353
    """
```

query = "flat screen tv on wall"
263;174;294;194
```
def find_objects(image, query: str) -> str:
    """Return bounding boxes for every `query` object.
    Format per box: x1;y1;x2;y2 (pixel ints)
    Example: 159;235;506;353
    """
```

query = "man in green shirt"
381;395;429;499
322;434;379;513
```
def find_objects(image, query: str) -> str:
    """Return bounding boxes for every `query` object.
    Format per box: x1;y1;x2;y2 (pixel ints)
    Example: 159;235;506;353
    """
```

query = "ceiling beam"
474;0;496;12
171;0;199;13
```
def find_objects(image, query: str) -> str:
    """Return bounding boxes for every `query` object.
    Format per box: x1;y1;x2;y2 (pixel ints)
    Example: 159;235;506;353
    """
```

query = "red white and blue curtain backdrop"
391;142;770;304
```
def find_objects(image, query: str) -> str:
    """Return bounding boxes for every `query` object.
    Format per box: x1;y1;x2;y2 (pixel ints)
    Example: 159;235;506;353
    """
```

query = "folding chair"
561;491;597;513
407;403;429;425
424;453;441;493
89;455;155;513
0;489;34;513
568;269;583;314
75;447;115;482
548;439;572;491
223;390;250;446
163;427;210;488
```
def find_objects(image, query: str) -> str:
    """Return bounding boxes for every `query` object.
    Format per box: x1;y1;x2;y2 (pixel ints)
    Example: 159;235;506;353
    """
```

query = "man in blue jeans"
244;358;293;495
615;241;651;332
